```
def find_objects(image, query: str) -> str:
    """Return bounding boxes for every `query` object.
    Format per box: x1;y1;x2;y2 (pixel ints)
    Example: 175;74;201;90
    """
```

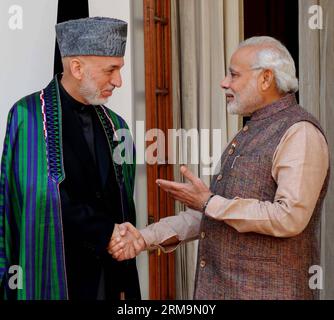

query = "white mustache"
225;90;235;96
104;86;115;92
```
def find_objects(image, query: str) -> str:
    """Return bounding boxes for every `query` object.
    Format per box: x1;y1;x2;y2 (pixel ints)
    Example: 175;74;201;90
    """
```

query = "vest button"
217;174;223;182
228;148;234;155
243;125;249;132
201;232;206;239
200;260;206;268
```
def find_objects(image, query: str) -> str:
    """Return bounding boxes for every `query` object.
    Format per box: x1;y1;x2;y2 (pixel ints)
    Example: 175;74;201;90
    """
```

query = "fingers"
108;241;127;261
109;241;144;261
108;222;145;260
112;244;136;261
128;241;135;258
133;237;146;254
109;238;124;251
122;222;143;240
156;180;185;195
156;167;199;192
122;223;146;253
113;222;135;239
156;179;175;190
113;249;125;260
180;166;197;183
110;241;144;261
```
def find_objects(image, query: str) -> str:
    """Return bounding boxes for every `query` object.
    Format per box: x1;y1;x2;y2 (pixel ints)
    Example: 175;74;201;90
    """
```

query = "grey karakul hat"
56;17;127;57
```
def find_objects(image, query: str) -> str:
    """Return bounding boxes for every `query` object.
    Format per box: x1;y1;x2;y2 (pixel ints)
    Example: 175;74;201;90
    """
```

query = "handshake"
107;166;213;261
108;223;147;261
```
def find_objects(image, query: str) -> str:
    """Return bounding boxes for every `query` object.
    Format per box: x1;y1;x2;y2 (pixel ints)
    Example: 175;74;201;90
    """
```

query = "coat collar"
41;75;65;183
250;93;298;121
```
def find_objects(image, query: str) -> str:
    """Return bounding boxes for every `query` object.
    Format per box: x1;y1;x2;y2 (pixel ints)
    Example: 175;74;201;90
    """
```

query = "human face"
221;47;263;115
78;56;124;105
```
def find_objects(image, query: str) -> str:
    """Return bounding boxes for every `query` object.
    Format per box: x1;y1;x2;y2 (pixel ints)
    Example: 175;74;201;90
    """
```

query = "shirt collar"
58;74;94;114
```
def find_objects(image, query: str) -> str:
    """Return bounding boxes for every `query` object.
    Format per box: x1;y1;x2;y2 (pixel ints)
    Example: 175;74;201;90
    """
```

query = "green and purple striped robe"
0;76;136;300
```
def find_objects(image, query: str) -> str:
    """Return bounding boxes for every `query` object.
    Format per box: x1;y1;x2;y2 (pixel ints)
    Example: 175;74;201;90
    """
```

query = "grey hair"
238;36;299;93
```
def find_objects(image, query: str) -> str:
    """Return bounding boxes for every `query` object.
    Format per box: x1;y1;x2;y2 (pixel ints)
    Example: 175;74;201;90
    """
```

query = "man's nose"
220;76;230;90
111;71;122;88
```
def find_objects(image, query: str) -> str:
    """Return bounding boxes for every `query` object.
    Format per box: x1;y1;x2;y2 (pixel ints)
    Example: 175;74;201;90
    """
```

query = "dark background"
244;0;299;74
243;0;299;124
53;0;89;75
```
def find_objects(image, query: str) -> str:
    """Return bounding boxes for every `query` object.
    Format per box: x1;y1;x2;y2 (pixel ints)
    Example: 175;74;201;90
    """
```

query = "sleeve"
0;107;16;293
204;121;329;238
140;209;202;253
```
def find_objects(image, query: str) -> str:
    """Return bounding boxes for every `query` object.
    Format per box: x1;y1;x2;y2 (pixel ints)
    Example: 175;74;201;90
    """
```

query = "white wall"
131;0;150;301
0;0;58;147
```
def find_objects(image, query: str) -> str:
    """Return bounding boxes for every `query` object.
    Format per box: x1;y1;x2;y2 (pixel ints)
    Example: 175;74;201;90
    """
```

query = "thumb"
118;223;127;236
123;222;142;240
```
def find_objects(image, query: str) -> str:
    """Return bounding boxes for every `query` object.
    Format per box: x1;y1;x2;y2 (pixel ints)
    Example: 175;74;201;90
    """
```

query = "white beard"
79;72;111;106
226;79;262;116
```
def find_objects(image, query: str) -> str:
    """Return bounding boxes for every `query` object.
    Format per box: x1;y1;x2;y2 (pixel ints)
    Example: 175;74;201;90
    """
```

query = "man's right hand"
108;222;146;261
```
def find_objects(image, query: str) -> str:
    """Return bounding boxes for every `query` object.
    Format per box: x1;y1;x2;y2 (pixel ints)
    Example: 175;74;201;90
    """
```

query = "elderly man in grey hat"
0;17;140;300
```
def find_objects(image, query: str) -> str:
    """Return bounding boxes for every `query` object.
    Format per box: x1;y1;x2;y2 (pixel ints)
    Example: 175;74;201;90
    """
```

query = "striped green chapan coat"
0;76;136;300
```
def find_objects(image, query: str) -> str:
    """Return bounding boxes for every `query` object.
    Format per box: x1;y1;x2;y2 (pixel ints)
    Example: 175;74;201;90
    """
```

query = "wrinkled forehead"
81;55;125;68
229;46;258;71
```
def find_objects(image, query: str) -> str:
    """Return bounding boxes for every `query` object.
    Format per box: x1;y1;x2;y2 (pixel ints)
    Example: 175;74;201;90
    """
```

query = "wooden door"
143;0;175;300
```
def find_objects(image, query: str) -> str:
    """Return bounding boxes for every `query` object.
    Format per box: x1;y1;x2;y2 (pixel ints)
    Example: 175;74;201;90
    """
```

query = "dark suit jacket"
59;90;140;300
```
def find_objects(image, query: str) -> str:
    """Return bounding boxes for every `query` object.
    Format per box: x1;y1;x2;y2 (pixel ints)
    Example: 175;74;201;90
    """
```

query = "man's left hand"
156;166;214;212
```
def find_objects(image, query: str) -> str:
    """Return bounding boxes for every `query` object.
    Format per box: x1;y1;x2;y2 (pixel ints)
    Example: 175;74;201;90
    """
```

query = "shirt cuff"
139;225;181;253
139;228;158;250
204;195;233;219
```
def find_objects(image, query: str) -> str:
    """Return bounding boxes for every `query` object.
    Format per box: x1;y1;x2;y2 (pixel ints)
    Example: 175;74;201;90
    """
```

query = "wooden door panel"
143;0;175;300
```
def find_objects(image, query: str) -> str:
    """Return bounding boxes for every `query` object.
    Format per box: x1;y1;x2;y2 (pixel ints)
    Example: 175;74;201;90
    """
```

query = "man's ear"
260;69;275;91
69;58;84;80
